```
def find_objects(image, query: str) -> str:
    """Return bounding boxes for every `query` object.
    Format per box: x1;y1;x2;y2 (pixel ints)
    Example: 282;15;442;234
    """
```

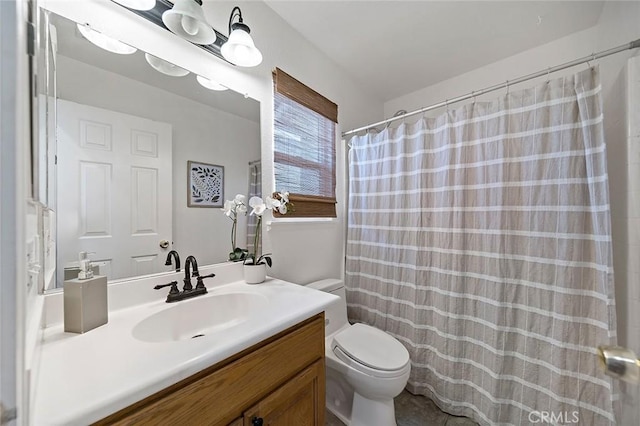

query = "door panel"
57;99;172;283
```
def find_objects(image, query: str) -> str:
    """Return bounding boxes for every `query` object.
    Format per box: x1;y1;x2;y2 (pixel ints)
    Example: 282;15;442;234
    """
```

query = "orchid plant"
221;194;248;261
245;192;292;267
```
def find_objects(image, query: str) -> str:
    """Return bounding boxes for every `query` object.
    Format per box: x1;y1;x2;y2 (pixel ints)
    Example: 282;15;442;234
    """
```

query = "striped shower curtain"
346;67;618;425
247;160;262;254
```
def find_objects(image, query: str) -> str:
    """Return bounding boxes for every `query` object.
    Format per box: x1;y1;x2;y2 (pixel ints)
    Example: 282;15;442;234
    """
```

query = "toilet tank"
306;279;349;336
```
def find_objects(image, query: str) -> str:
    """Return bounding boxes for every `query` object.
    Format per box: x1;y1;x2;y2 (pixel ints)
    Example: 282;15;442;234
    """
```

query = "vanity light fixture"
145;53;190;77
221;6;262;67
76;23;137;55
162;0;216;45
111;0;156;11
196;75;228;91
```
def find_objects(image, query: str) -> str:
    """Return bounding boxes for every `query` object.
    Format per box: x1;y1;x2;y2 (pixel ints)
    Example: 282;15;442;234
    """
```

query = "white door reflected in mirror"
56;100;172;284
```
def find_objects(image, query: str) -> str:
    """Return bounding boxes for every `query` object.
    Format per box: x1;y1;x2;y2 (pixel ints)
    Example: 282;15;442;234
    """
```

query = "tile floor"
325;390;478;426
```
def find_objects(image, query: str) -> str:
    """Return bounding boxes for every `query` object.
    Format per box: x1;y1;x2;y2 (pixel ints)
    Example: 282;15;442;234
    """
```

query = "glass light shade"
221;27;262;67
145;54;190;77
77;24;137;55
196;75;228;91
162;0;216;45
111;0;156;11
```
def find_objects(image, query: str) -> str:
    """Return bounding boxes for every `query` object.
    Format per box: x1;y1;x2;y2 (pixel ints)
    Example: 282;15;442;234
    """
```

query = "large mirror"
40;10;261;291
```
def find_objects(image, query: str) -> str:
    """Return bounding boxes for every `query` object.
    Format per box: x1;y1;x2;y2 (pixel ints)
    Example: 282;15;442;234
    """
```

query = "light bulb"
196;75;228;91
145;54;189;77
77;24;137;55
161;0;216;45
221;25;262;67
181;15;198;36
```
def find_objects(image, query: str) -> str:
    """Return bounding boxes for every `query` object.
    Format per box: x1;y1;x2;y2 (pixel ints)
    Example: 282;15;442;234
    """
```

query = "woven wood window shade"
273;68;338;218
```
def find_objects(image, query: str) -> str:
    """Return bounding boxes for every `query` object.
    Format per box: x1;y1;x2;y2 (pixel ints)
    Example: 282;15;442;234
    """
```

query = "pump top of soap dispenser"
78;251;95;280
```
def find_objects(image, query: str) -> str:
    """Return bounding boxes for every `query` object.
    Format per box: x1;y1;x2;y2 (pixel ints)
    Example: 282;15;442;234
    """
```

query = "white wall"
384;1;640;423
55;55;260;272
42;0;384;285
2;1;34;424
623;54;640;424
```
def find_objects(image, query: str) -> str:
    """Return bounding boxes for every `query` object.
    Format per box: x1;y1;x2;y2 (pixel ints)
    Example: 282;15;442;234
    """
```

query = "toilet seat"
332;323;410;379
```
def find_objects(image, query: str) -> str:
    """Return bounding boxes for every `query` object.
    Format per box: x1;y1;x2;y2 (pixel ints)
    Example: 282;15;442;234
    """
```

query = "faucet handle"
195;273;215;289
154;281;179;295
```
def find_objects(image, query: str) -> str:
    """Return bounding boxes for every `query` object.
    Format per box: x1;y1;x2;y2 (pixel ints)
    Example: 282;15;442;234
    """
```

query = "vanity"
98;315;324;425
33;264;337;425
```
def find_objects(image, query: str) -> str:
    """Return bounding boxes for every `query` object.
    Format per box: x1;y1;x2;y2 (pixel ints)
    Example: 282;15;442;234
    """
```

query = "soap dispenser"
63;252;108;333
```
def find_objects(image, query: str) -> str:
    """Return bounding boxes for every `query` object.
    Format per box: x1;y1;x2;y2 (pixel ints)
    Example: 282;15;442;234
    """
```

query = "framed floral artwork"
187;161;224;208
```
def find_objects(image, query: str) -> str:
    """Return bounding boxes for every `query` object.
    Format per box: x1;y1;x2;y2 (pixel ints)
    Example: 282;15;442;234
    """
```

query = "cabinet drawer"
98;314;324;426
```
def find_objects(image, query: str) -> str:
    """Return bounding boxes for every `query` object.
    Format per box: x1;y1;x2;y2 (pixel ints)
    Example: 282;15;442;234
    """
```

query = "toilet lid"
332;323;409;371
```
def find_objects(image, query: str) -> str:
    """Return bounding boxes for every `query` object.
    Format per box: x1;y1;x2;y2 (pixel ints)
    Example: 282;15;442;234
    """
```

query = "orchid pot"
243;263;267;284
241;193;291;283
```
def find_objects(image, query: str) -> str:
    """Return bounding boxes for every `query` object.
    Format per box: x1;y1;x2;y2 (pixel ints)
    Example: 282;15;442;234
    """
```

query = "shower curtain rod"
342;38;640;138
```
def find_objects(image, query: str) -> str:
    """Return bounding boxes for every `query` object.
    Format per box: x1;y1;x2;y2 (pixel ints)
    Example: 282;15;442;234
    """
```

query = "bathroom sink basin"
132;292;267;343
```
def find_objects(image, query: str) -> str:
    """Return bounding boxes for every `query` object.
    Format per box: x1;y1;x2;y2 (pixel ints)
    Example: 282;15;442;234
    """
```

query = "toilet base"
325;366;353;424
350;392;397;426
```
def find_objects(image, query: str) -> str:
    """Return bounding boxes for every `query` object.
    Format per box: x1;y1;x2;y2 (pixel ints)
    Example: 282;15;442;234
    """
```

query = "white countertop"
32;278;337;425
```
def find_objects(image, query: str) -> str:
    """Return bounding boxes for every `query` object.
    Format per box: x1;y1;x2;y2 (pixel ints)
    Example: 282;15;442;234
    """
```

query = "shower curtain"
346;67;618;425
247;160;262;254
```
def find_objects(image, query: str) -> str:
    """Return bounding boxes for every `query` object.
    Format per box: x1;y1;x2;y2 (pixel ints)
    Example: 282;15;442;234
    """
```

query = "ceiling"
264;1;605;102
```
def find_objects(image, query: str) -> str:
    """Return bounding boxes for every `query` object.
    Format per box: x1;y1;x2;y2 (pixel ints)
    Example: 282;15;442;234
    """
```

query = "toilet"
307;279;411;426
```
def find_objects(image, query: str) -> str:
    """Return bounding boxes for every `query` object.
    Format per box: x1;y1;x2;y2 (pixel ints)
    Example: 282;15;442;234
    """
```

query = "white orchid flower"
278;203;288;215
265;196;281;210
278;192;290;204
222;200;235;217
234;194;246;205
236;204;247;214
249;196;266;216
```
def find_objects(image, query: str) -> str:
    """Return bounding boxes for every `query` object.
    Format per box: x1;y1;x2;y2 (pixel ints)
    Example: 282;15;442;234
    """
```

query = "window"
272;68;338;218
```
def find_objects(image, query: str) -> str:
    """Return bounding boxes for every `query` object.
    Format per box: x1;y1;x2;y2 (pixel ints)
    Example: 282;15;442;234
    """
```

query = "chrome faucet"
165;250;181;272
154;255;215;303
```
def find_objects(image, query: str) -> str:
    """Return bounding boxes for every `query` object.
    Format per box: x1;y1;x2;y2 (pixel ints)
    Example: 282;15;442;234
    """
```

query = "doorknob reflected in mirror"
598;345;640;384
159;240;170;249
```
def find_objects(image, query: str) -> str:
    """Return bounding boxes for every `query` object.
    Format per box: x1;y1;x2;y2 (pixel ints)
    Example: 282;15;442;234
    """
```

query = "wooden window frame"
272;192;337;218
273;68;338;218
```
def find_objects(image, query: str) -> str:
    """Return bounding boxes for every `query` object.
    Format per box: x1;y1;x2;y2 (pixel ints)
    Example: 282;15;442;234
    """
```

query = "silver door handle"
159;240;170;249
598;345;640;383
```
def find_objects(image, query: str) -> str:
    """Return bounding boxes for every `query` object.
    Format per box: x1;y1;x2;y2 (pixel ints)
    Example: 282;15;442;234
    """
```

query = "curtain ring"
505;80;510;95
471;90;476;104
445;99;449;111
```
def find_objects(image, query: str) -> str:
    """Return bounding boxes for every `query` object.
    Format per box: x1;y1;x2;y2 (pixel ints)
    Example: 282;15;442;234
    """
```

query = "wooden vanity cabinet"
95;313;325;426
242;360;324;426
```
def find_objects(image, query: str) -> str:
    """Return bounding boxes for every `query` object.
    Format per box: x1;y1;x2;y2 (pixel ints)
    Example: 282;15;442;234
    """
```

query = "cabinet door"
244;360;325;426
